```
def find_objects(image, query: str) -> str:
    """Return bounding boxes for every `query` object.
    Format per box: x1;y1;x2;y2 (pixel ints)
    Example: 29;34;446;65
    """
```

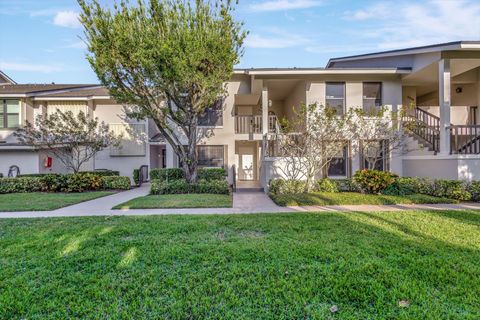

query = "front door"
238;146;255;180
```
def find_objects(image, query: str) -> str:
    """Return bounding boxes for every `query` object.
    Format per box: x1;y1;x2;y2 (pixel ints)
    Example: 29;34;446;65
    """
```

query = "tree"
354;106;410;170
270;104;361;192
14;110;120;173
78;0;246;183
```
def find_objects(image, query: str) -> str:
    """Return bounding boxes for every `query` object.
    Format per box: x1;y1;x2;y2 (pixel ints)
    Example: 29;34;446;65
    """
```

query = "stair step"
235;187;264;192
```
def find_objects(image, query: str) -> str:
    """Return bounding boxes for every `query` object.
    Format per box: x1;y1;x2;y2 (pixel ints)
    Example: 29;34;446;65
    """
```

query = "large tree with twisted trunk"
78;0;246;183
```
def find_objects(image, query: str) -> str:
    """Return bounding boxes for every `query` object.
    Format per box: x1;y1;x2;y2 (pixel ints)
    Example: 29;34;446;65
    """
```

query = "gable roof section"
0;84;105;98
326;41;480;68
0;71;16;84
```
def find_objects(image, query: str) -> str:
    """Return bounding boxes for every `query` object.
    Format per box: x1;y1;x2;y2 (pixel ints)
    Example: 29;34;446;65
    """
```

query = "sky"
1;0;480;84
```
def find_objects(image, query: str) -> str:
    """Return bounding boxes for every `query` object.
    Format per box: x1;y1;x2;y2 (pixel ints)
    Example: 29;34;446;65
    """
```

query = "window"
0;99;20;129
363;82;382;113
198;99;223;126
198;145;225;168
327;145;348;177
361;140;388;171
326;82;345;115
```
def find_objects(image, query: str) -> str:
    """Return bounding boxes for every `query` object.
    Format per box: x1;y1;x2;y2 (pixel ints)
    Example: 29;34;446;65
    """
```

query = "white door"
239;146;255;180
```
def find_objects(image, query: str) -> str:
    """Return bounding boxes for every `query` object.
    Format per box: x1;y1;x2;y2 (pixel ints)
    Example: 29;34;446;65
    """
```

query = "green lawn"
113;193;232;209
270;192;458;206
0;192;114;212
1;211;479;318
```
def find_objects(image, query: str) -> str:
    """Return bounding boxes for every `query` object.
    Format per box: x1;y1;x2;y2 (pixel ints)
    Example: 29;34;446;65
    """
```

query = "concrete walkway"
1;189;480;218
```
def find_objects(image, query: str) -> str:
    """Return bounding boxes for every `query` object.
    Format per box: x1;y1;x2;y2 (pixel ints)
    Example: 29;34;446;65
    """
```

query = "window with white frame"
197;145;225;168
361;140;389;171
0;99;20;129
362;82;382;114
327;144;348;177
326;82;345;115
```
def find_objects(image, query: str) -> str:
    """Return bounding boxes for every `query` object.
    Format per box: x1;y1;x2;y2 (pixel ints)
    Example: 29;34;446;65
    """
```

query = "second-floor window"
0;99;20;129
363;82;382;114
326;82;345;115
198;99;223;127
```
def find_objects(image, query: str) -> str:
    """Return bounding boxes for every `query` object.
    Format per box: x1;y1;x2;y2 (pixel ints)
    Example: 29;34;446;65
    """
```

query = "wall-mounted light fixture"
456;87;463;94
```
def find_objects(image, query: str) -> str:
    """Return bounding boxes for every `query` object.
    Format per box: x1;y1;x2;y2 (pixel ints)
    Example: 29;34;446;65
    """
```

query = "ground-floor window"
327;144;349;177
197;145;225;168
361;140;389;171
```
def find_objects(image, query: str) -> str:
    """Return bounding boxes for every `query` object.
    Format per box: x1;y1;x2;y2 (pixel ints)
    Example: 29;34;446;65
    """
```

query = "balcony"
234;115;279;134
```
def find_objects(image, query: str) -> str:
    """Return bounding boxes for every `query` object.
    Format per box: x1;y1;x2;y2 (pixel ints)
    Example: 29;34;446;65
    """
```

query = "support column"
262;85;269;135
165;142;177;168
438;59;451;155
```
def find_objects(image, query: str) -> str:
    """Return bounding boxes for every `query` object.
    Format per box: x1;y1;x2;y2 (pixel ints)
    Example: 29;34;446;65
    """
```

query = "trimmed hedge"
150;179;229;195
269;179;306;195
198;168;227;181
0;173;130;193
18;170;119;178
102;176;131;190
315;178;339;193
150;168;184;181
353;169;398;194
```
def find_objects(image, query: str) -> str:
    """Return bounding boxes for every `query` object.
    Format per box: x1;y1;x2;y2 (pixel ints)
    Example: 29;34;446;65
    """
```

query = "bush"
150;179;230;195
102;176;131;190
382;180;415;196
133;169;140;186
18;170;119;178
353;169;398;194
334;179;362;192
315;178;339;193
150;168;184;181
198;168;227;181
269;179;306;195
468;181;480;202
65;173;103;192
432;179;471;201
40;174;68;192
194;179;230;194
0;177;43;193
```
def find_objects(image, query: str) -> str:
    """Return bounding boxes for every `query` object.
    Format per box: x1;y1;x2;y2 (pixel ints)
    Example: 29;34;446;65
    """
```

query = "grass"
270;191;458;206
113;193;232;209
0;211;479;318
0;192;114;212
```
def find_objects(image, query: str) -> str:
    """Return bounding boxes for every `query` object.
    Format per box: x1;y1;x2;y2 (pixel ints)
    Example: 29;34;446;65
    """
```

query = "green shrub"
194;179;230;194
382;180;415;196
315;178;339;193
467;181;480;202
102;176;131;190
40;174;68;192
65;173;103;192
0;177;44;193
133;169;140;186
353;169;397;194
334;179;362;192
432;179;471;201
150;179;230;195
151;179;190;194
269;179;306;195
79;170;120;177
150;168;184;181
197;168;227;181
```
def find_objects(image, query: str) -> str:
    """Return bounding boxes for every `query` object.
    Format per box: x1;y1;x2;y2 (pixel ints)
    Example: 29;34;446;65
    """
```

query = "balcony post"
438;58;451;155
262;86;268;135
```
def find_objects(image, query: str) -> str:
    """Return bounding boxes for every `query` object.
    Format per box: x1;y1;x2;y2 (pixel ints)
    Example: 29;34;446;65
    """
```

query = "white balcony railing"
235;115;279;134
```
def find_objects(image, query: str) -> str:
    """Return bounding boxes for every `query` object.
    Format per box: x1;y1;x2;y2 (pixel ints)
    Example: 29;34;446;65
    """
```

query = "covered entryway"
235;141;262;190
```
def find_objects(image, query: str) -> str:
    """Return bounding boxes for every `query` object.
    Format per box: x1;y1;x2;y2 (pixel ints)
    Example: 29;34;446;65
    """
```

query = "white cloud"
245;29;309;48
53;11;81;28
0;62;63;73
343;0;480;50
250;0;321;12
63;41;87;49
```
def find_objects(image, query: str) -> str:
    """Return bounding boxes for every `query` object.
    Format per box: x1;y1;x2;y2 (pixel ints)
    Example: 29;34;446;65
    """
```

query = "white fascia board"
0;94;27;98
246;69;410;75
32;95;111;101
460;43;480;50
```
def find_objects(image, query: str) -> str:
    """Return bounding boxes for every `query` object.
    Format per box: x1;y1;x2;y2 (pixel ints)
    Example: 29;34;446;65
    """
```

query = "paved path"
1;189;480;218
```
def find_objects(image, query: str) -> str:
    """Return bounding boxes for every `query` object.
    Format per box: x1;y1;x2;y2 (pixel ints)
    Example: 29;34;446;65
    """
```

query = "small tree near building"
14;110;120;173
272;104;361;192
78;0;246;183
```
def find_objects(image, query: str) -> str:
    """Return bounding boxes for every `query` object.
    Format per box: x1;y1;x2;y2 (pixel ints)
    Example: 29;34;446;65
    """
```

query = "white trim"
402;154;480;160
238;69;409;76
33;95;111;101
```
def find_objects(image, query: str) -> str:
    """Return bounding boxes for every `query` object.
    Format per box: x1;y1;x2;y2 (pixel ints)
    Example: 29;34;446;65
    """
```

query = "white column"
439;59;451;155
165;142;177;168
262;86;269;135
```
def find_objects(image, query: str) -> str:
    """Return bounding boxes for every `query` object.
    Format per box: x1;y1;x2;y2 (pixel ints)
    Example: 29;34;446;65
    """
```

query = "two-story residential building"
1;41;480;190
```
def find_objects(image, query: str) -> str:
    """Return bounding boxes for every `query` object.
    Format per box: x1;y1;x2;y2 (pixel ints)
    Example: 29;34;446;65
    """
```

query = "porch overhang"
234;93;261;106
